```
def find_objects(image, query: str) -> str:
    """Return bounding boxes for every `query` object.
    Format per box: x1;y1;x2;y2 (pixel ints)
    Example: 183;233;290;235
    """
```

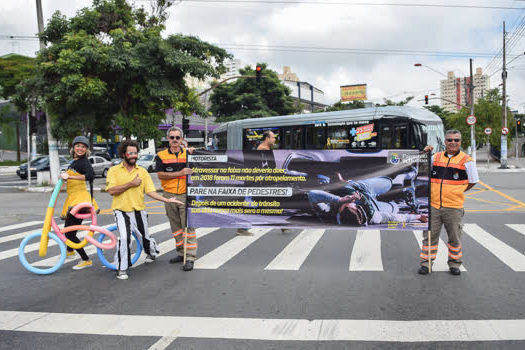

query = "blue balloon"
96;225;142;270
18;231;66;275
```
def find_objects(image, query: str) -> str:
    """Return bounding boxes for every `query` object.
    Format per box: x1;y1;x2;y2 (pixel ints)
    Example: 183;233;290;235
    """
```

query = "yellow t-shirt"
105;163;156;212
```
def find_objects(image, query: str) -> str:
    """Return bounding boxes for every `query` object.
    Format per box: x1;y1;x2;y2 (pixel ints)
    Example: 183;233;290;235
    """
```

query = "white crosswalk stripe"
412;230;467;272
2;222;525;272
0;221;42;233
506;224;525;237
194;229;271;269
349;230;383;271
463;224;525;271
265;229;325;270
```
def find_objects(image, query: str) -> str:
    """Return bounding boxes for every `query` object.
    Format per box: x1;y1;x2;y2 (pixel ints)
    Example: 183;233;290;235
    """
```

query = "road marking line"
35;226;218;268
478;181;525;208
0;224;64;245
0;221;43;233
412;231;467;272
147;336;177;350
1;311;525;341
506;224;525;237
349;230;383;271
265;229;324;271
194;229;271;269
464;224;525;271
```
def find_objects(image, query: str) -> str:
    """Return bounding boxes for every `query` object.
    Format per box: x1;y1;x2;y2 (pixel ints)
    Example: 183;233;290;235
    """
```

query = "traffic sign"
502;127;509;135
484;127;492;135
466;115;477;126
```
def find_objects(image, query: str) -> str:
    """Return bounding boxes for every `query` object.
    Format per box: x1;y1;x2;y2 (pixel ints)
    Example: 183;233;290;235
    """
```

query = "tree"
32;0;229;143
210;63;296;122
375;96;414;107
322;100;365;112
0;54;37;160
445;88;514;150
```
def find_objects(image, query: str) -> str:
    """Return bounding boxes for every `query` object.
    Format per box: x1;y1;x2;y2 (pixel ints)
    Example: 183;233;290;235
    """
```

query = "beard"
124;156;137;166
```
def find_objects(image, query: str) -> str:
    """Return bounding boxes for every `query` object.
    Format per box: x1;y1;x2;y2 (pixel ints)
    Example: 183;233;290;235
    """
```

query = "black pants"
64;214;90;261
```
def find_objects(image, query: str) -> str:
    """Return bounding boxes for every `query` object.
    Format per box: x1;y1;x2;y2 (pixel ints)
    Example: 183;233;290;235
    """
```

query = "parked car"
93;150;111;161
88;156;112;177
60;156;112;177
17;156;70;179
111;158;122;166
137;154;156;172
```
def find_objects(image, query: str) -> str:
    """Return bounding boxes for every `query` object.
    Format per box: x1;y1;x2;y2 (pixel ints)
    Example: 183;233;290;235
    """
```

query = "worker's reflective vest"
156;148;188;194
430;151;471;209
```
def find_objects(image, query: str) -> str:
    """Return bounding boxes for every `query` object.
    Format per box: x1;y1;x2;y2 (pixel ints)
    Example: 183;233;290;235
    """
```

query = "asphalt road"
0;171;524;349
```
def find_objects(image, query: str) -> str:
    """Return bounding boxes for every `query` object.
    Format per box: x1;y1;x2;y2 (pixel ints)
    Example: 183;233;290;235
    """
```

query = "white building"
278;66;327;113
440;68;490;113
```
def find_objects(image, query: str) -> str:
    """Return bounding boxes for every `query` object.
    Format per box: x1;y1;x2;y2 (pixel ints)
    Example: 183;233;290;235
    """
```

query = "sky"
1;0;525;113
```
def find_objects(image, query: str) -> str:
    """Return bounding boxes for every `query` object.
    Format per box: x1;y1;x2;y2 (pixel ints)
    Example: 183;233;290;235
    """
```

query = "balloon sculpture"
18;178;142;274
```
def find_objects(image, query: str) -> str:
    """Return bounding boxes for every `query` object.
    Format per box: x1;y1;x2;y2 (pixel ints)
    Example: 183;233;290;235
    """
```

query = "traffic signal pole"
469;59;476;163
500;21;508;169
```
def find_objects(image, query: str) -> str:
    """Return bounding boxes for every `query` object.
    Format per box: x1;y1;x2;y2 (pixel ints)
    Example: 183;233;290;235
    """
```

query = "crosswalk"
2;220;525;273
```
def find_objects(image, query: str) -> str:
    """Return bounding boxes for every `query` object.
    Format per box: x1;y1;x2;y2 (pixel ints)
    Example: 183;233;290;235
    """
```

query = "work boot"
418;266;429;275
449;267;461;276
169;255;184;264
182;260;194;271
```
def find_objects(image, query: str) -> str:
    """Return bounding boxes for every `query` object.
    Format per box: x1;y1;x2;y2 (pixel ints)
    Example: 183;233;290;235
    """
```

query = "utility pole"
36;0;60;184
500;21;508;169
469;59;476;163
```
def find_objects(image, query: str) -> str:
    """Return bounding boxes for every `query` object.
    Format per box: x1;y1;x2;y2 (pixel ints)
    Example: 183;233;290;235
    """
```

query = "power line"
137;0;525;10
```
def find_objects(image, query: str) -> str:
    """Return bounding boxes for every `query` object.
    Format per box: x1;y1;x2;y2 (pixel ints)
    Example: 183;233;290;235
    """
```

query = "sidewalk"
474;147;525;173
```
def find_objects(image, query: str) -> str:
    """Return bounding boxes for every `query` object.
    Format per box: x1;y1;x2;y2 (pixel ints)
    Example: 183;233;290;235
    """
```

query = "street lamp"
414;63;448;78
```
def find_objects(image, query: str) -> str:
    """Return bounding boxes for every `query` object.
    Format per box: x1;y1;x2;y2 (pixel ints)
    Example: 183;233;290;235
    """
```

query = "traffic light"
424;95;429;105
29;116;38;134
518;119;522;132
256;65;262;83
182;118;189;136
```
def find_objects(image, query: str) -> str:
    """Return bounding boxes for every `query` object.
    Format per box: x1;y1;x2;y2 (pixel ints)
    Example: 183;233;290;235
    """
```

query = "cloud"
1;0;524;112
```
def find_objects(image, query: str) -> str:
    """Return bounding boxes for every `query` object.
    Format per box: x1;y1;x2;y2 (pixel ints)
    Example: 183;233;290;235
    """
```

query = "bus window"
381;123;408;149
410;122;425;149
422;123;445;151
243;127;281;150
326;125;349;149
282;126;304;149
304;124;325;149
348;122;378;149
214;131;227;151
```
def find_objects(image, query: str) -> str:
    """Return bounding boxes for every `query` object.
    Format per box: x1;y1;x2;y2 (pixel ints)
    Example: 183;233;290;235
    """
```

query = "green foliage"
32;0;229;143
423;104;452;129
445;89;514;150
0;55;36;100
0;104;19;147
210;63;296;122
376;96;414;107
322;100;365;112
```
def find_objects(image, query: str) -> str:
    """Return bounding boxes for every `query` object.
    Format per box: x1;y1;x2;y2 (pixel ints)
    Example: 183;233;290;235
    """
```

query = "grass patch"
0;160;24;166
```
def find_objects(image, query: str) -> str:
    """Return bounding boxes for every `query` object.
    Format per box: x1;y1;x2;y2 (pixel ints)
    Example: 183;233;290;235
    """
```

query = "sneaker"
182;260;194;271
169;255;184;264
449;267;461;276
281;229;290;233
72;260;92;270
418;266;429;275
116;270;128;280
145;255;156;263
236;228;253;236
66;250;76;257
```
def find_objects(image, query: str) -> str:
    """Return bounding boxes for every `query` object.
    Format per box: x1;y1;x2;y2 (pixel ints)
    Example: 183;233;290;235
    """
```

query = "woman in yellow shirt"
60;136;99;270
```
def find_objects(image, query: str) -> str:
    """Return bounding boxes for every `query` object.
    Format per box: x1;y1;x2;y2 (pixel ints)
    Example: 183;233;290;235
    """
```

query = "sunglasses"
446;138;461;143
126;151;138;156
169;135;181;140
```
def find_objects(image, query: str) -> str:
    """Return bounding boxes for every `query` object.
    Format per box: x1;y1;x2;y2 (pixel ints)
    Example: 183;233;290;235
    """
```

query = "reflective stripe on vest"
430;151;471;209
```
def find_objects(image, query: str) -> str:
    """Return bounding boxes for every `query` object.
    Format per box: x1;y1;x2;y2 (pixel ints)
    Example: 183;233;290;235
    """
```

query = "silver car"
137;154;156;172
89;156;112;177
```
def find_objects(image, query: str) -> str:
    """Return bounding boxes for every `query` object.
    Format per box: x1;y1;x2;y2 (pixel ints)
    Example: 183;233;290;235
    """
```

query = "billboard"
340;84;367;101
187;150;430;230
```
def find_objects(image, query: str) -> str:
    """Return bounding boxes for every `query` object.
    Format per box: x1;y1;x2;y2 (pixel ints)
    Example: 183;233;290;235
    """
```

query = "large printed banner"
187;150;430;230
